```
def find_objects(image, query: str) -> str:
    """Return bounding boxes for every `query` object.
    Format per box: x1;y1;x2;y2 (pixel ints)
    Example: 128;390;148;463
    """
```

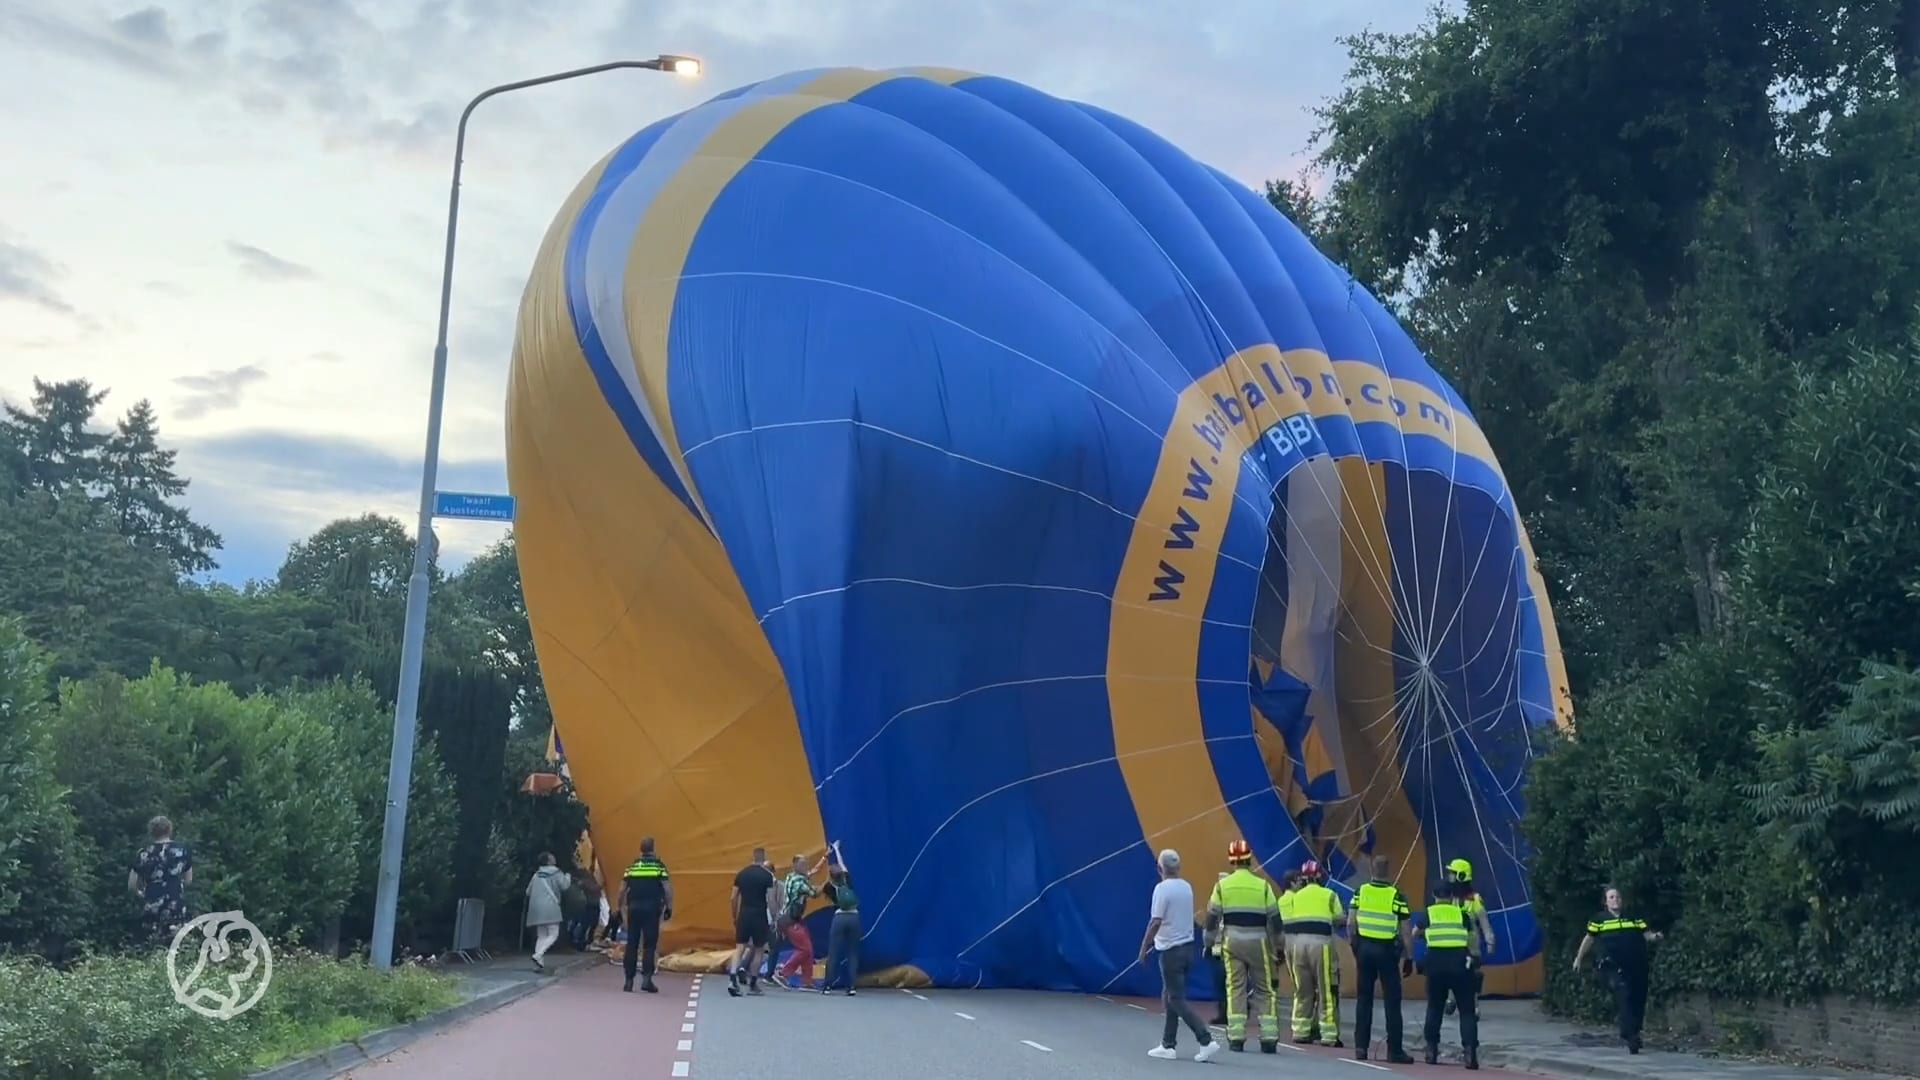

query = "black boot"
1465;1046;1479;1070
1425;1044;1439;1065
1388;1050;1416;1064
1260;1041;1277;1055
1227;1039;1245;1052
1354;1048;1368;1060
622;976;634;992
641;977;658;993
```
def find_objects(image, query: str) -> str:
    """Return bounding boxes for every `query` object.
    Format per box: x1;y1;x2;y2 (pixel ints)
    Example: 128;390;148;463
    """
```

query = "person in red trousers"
777;851;829;987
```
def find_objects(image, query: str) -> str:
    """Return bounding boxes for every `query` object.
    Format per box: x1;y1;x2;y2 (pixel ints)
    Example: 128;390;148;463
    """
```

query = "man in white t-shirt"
1137;848;1222;1062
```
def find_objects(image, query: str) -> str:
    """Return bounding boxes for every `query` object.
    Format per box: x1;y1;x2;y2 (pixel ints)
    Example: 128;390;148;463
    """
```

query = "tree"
0;492;187;682
446;534;549;729
0;620;89;951
2;379;109;496
98;400;222;576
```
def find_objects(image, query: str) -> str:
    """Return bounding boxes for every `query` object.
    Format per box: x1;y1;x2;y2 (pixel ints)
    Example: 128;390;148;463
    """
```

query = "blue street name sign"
432;491;516;522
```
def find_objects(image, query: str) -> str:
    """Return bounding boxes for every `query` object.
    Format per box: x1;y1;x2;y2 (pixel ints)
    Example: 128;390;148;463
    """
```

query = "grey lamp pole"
369;53;703;972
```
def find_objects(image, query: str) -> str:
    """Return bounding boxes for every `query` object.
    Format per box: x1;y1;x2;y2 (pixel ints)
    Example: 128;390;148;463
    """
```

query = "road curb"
1476;1047;1645;1079
250;955;597;1079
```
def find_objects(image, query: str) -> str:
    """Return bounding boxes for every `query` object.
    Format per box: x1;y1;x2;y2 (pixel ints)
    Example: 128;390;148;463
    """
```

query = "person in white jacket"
525;853;572;971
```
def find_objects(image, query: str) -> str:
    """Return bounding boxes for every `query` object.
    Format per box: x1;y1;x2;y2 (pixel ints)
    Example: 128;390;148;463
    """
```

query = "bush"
0;950;459;1079
1526;339;1920;1013
0;620;90;952
47;668;362;948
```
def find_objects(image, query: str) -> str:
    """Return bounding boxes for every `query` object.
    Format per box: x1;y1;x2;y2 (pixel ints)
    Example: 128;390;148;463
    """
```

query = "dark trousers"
622;906;661;983
1423;959;1478;1050
1158;943;1215;1050
1354;939;1405;1054
567;910;595;950
824;910;862;990
1612;964;1648;1044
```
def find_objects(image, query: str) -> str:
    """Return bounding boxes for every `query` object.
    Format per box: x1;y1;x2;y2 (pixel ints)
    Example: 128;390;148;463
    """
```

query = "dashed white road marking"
909;992;929;1001
954;1011;976;1020
672;1062;691;1077
1124;1003;1147;1011
898;987;916;995
681;1022;695;1033
683;1010;697;1019
677;1039;693;1051
1340;1060;1389;1071
1020;1040;1053;1053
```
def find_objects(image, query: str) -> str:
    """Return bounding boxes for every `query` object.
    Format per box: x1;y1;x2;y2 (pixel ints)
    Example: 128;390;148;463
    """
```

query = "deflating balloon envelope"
506;66;1574;998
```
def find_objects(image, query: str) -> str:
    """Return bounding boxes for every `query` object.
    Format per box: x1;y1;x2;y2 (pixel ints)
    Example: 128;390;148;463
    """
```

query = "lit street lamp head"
653;54;702;76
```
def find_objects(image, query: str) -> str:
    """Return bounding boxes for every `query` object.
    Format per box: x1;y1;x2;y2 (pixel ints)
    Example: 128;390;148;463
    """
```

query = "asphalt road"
346;959;1555;1079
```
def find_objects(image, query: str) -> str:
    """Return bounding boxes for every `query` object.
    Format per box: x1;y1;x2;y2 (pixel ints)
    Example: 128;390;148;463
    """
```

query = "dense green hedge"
0;620;586;960
0;951;458;1078
1526;340;1920;1013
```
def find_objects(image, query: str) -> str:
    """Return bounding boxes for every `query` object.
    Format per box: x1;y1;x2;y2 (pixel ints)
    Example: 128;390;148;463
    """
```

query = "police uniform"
1587;909;1653;1052
1286;870;1344;1046
1209;860;1283;1050
621;852;670;992
1351;877;1413;1062
1419;890;1479;1069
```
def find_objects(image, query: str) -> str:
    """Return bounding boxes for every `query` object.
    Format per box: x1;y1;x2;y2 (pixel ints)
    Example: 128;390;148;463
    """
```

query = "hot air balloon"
505;66;1573;999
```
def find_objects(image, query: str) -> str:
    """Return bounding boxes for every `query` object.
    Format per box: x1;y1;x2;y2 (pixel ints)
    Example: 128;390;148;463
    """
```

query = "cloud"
0;237;76;315
178;428;510;583
173;364;270;420
227;241;317;282
182;428;507;500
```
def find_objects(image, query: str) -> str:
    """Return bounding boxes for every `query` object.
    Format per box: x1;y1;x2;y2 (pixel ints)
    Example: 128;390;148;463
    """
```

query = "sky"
0;0;1430;585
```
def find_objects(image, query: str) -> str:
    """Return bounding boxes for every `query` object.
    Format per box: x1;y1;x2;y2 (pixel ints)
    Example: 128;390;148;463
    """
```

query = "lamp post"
369;54;702;972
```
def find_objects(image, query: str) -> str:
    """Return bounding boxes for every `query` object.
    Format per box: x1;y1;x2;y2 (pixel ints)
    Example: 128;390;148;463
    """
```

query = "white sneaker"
1194;1041;1222;1062
1148;1046;1178;1060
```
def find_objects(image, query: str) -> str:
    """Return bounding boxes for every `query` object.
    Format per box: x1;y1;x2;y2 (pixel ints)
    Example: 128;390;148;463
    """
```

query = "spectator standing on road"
525;853;572;972
820;842;863;996
619;837;672;993
129;815;192;946
728;847;778;997
778;851;827;988
1571;885;1662;1055
1137;848;1222;1063
567;874;603;952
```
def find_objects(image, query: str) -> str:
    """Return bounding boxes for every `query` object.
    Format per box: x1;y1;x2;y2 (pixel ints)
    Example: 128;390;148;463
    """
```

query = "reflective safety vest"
1277;888;1298;928
1353;881;1408;941
1289;882;1340;936
1425;902;1471;951
1213;869;1278;929
624;856;668;880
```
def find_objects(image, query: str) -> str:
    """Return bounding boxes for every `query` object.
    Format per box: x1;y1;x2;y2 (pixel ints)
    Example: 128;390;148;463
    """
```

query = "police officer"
1572;884;1662;1054
1286;860;1345;1048
1207;842;1283;1052
1348;855;1416;1064
618;836;673;993
1417;876;1480;1070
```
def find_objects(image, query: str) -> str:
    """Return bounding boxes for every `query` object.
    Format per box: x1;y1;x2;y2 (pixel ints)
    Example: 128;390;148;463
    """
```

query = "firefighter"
1348;855;1416;1063
1207;871;1229;1026
1417;876;1480;1070
1287;860;1344;1047
1206;842;1283;1052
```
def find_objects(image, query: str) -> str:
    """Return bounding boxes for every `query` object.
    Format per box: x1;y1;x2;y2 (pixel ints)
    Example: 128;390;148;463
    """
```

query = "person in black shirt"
728;847;777;997
618;837;672;993
1572;885;1663;1054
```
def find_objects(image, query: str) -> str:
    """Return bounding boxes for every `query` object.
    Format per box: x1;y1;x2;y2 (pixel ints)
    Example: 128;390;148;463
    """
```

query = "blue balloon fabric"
508;66;1574;1001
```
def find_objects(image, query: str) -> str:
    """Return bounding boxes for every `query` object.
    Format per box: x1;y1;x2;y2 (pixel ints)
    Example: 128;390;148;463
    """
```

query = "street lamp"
369;54;703;973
